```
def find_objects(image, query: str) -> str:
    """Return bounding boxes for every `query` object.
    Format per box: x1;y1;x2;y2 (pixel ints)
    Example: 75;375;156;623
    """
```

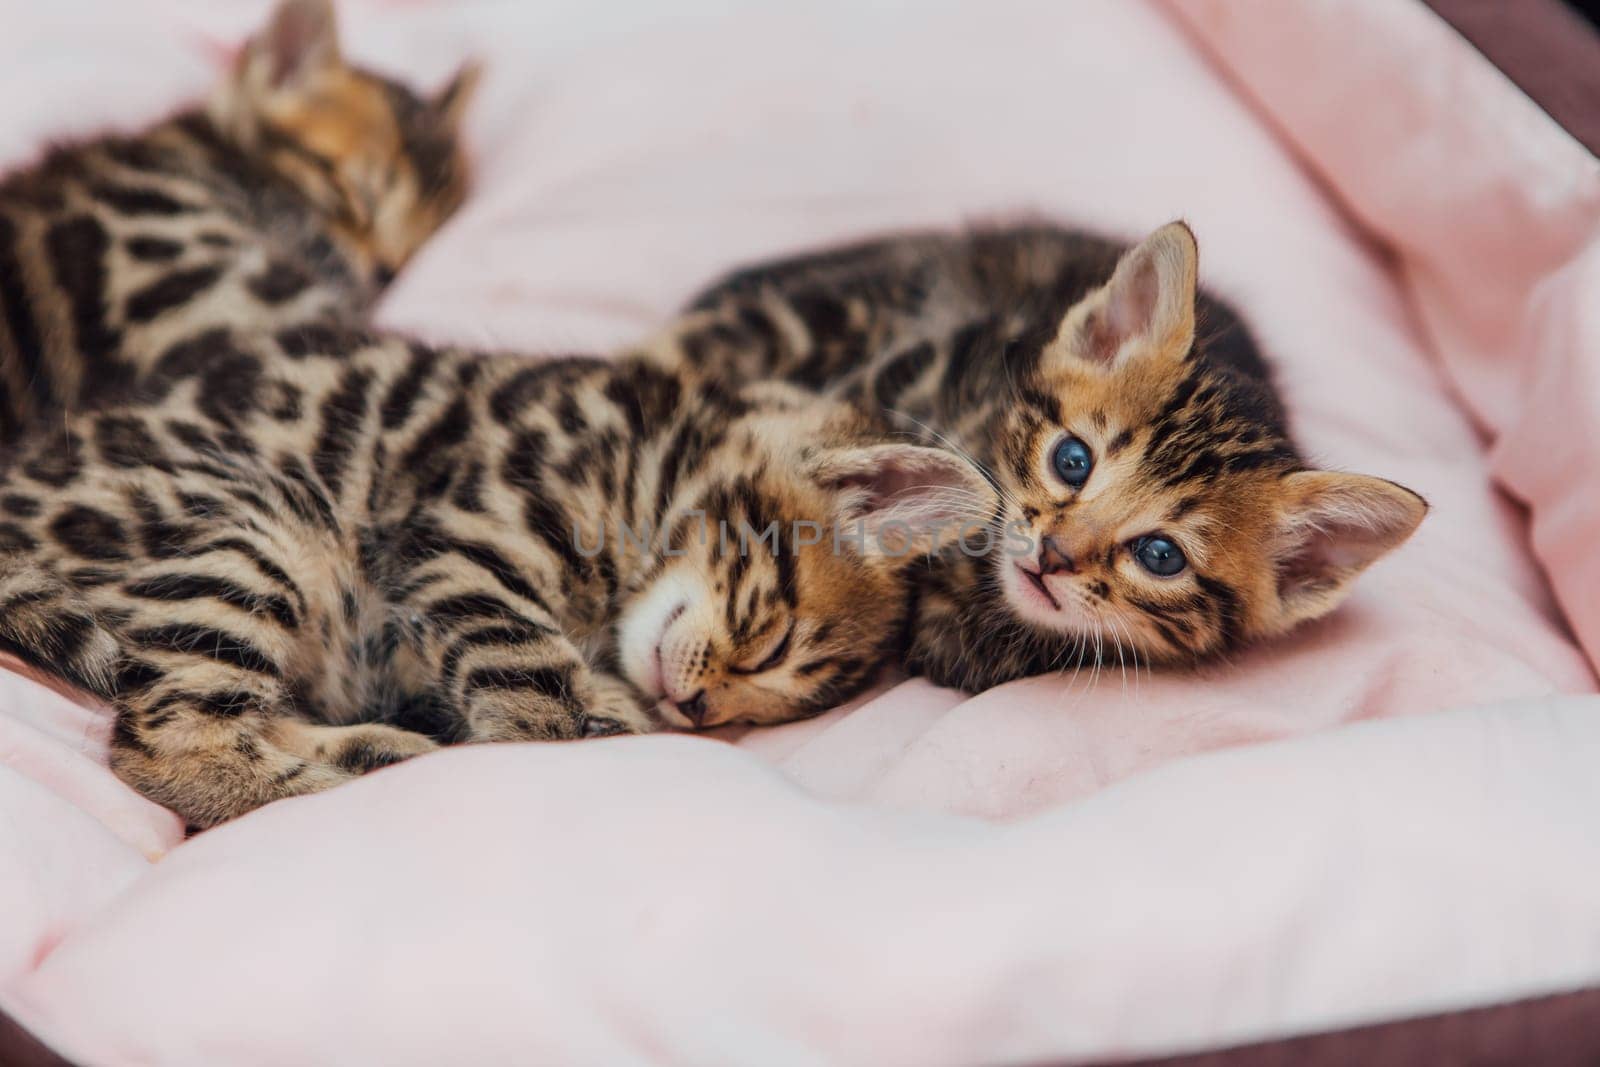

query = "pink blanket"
2;1;1598;1062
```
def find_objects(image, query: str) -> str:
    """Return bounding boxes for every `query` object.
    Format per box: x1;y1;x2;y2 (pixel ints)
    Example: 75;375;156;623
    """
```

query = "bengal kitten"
0;0;477;442
0;327;987;827
640;223;1428;691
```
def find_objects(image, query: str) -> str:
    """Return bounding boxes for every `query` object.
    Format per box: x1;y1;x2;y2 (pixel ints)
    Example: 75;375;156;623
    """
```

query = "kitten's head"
989;221;1426;665
618;389;992;728
208;0;479;285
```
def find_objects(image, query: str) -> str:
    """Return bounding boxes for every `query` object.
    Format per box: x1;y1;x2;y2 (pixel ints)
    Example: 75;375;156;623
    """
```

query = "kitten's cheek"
705;687;777;728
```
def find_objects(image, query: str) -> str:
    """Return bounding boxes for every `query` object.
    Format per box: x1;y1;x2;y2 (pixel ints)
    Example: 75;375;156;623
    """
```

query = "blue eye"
1133;535;1187;577
1051;436;1094;488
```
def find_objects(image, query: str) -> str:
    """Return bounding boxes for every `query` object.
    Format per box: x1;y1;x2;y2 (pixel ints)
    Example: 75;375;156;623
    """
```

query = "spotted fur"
0;326;987;827
0;0;476;442
643;222;1427;690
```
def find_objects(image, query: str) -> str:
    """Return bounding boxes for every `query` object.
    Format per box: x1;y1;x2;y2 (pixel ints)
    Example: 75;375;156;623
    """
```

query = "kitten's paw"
465;671;652;743
581;673;656;736
322;723;441;772
467;692;585;742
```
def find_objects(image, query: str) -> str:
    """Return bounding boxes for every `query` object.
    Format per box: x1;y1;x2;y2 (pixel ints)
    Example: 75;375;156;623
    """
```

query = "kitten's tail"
0;559;119;698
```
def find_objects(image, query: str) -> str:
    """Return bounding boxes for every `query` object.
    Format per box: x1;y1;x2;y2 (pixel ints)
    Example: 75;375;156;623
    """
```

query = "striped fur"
641;222;1427;691
0;0;475;442
0;330;986;828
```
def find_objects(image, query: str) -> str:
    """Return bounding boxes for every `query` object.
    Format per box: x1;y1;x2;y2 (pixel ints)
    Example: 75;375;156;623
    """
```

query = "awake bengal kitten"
641;223;1428;691
0;0;991;828
0;0;478;441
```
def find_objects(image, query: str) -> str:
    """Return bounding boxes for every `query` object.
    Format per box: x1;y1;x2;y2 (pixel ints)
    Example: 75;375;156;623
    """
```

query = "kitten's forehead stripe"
1169;495;1202;522
1018;386;1061;424
1140;363;1298;489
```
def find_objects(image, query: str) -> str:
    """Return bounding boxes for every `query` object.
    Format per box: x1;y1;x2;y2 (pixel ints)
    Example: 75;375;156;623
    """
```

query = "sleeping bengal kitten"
0;332;986;828
0;0;478;441
640;223;1428;691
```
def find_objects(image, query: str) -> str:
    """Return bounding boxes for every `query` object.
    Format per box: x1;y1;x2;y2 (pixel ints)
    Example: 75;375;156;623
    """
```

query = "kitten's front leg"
401;579;654;741
455;641;655;742
903;552;1053;694
903;587;983;692
579;668;658;737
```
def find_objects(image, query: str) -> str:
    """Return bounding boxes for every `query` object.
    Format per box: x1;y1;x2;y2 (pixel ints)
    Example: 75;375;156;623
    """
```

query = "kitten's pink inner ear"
1086;221;1199;363
257;0;342;89
1273;471;1428;624
814;445;994;550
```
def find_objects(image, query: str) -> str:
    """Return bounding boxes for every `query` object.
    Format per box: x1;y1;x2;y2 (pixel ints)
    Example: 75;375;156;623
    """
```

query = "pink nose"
1038;535;1076;575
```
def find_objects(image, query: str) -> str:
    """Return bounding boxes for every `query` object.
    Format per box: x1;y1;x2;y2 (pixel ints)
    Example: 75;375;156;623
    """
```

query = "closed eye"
730;621;793;675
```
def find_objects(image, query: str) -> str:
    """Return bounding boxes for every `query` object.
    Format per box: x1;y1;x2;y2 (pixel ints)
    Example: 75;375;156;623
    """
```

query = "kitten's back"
684;224;1286;438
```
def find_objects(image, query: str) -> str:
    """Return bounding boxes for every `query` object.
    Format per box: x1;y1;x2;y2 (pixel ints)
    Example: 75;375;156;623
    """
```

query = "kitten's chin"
616;568;710;729
999;561;1101;635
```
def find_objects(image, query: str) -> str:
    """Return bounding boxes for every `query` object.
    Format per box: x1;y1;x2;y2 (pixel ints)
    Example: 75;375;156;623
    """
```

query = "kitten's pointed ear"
1080;221;1198;365
1268;471;1427;632
244;0;343;92
213;0;342;134
433;61;484;128
809;444;996;558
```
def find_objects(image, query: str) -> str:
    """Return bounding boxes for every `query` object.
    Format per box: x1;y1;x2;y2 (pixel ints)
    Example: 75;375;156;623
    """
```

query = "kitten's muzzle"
1015;560;1062;612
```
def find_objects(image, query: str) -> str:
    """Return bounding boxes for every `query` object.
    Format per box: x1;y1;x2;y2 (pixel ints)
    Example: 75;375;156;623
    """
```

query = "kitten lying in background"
0;0;990;827
644;223;1428;691
0;0;477;442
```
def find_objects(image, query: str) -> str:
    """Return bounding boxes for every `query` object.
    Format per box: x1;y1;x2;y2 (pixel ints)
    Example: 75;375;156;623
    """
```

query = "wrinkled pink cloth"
1;1;1597;1063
